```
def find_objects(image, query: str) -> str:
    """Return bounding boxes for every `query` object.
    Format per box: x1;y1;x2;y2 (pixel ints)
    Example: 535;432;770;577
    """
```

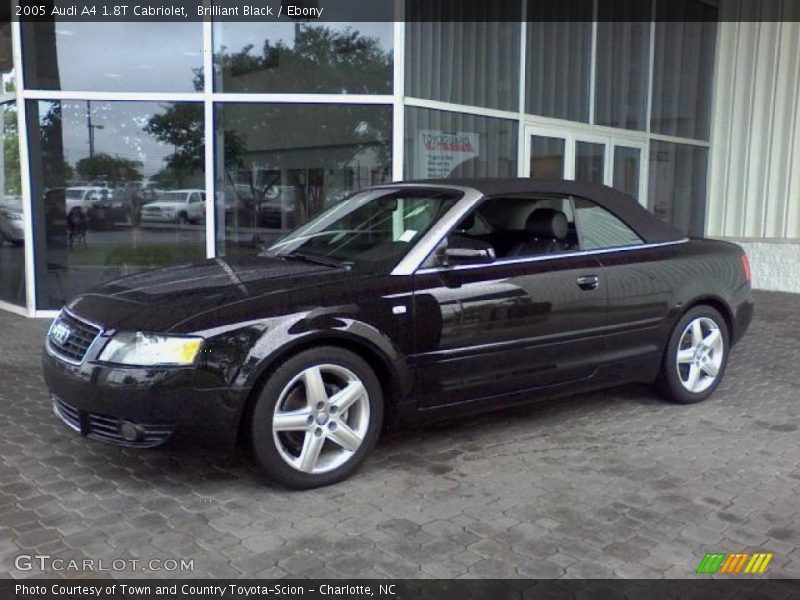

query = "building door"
524;126;646;204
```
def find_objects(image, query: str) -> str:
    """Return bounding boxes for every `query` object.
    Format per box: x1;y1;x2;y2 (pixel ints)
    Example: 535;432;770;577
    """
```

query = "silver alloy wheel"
272;364;370;475
676;317;724;393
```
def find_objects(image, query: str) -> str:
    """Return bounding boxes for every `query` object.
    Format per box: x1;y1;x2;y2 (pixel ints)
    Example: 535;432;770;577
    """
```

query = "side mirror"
443;236;495;266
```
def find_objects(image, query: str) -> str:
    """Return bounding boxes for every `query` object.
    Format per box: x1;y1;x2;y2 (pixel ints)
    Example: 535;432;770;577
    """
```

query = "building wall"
708;2;800;292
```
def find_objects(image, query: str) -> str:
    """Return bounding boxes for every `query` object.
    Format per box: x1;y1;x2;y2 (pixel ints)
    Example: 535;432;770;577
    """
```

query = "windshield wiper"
282;252;350;269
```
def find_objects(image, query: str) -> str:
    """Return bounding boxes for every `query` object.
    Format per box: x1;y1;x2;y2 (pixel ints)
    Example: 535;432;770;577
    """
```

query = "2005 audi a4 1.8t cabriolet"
43;179;754;488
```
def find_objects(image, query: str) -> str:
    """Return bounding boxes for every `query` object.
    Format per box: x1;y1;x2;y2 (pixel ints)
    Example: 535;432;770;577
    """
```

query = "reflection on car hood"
67;255;370;333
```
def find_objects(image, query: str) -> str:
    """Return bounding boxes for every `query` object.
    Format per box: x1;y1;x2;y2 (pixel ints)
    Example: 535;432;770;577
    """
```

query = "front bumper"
53;396;174;448
42;348;251;449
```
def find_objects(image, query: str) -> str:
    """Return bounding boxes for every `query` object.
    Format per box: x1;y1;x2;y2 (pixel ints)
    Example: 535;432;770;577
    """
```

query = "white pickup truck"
140;190;206;224
65;186;110;215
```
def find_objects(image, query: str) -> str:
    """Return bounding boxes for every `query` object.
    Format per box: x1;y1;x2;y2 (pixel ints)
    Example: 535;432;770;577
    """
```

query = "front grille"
53;397;173;448
47;310;102;364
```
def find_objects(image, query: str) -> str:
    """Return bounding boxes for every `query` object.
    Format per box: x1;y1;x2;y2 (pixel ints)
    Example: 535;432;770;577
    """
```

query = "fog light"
119;421;143;442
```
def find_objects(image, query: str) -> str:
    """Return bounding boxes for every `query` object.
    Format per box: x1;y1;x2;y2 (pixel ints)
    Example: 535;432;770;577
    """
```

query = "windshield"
266;188;461;272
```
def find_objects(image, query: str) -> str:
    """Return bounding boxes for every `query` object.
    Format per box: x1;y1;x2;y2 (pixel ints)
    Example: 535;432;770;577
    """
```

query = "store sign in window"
417;131;481;179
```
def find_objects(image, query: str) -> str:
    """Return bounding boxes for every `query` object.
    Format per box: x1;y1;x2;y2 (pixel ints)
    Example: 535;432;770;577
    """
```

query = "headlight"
98;332;203;366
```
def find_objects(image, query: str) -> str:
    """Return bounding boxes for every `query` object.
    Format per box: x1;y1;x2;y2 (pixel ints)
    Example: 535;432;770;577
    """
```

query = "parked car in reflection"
222;184;253;216
43;179;754;489
224;184;296;230
0;198;24;246
257;185;296;229
141;190;206;225
65;186;127;229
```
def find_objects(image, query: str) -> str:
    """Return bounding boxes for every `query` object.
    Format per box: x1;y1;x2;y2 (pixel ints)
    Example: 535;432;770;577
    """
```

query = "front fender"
229;313;411;400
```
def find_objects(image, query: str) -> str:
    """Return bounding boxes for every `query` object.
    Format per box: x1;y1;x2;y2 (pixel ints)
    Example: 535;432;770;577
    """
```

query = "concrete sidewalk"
0;291;798;579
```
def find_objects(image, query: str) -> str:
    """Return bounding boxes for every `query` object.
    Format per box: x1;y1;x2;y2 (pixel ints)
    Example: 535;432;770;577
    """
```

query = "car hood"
67;255;372;333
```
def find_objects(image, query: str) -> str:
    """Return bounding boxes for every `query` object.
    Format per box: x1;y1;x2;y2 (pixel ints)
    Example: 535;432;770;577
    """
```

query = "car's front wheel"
655;305;729;404
249;347;383;488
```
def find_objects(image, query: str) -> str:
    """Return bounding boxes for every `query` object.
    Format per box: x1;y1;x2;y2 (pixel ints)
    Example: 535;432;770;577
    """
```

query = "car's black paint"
42;180;754;449
411;254;607;408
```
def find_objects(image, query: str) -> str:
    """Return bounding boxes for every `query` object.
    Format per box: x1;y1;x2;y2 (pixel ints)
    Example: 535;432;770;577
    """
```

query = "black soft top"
401;178;684;244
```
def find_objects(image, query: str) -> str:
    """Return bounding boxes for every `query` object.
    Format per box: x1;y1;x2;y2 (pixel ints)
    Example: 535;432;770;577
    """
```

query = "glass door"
526;127;568;180
612;143;644;201
574;134;609;185
525;125;646;205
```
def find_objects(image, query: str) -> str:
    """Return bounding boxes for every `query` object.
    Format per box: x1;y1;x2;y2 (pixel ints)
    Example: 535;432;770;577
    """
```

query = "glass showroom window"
214;15;392;94
214;103;392;257
648;141;708;238
651;1;718;140
404;107;518;179
406;1;521;111
22;23;203;92
0;102;25;307
526;2;592;122
26;100;206;310
595;1;652;131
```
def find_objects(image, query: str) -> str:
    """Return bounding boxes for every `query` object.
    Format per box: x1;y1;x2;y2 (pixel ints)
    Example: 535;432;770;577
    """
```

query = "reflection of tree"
0;23;14;93
143;104;203;187
213;25;392;225
2;105;20;196
75;152;142;185
137;24;391;247
39;103;74;189
215;24;392;94
143;103;244;188
222;105;390;223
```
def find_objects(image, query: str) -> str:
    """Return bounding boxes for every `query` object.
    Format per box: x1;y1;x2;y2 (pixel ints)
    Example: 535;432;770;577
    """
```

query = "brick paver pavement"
1;291;798;579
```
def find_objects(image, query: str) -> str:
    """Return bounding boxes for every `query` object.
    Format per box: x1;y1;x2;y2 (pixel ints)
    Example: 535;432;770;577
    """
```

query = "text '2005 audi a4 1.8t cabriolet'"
43;179;754;488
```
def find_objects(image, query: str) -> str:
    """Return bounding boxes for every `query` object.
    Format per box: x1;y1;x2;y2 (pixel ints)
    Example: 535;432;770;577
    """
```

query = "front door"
411;249;606;409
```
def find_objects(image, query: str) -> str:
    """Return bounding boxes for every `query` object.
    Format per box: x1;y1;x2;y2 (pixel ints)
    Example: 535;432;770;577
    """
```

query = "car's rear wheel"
655;305;729;404
249;347;383;489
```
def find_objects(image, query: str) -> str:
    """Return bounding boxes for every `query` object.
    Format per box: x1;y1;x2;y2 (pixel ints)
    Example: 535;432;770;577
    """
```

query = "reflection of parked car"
223;184;253;214
224;184;296;230
0;202;24;246
258;185;296;229
141;190;206;224
65;186;126;229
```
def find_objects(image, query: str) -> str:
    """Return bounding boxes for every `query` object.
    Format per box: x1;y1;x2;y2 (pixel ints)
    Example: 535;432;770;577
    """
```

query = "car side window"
427;195;581;267
573;198;643;250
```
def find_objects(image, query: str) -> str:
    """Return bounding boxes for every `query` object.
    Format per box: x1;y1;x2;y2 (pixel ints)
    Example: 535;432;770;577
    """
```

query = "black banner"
4;0;749;23
2;580;800;600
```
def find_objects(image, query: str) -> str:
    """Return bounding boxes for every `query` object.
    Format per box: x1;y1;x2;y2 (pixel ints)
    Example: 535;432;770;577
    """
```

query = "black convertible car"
43;179;754;488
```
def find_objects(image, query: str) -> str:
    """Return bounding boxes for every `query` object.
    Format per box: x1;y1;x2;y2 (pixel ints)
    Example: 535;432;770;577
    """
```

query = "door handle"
576;274;600;291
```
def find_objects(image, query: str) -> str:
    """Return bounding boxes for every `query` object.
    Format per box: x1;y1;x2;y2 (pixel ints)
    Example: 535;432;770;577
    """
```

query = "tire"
654;305;730;404
176;212;188;225
249;346;384;489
